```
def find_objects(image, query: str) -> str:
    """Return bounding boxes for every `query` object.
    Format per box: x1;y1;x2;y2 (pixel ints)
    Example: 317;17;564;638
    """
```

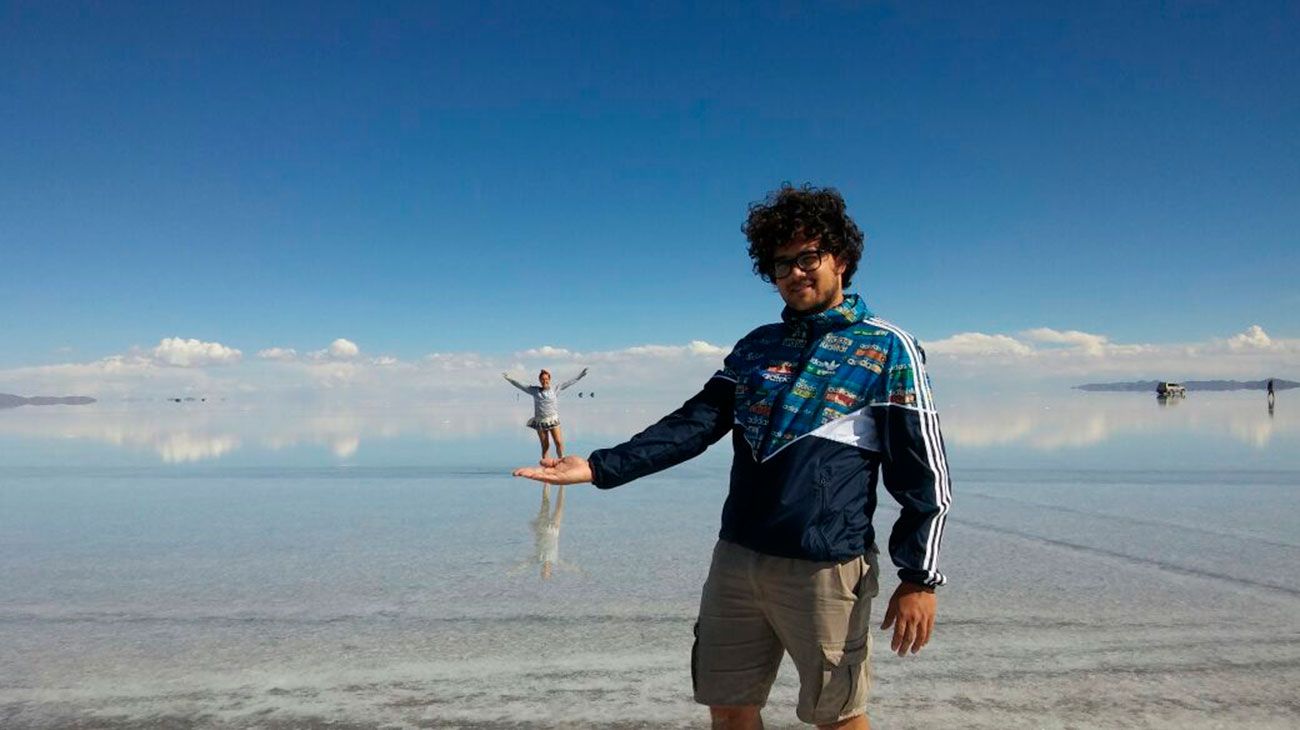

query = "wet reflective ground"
1;393;1297;728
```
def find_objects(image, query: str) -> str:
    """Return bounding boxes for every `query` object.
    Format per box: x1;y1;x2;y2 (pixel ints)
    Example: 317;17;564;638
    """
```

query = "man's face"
771;237;846;315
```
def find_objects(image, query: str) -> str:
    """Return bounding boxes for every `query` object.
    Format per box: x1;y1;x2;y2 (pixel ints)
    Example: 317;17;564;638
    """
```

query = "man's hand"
880;582;936;656
512;456;594;485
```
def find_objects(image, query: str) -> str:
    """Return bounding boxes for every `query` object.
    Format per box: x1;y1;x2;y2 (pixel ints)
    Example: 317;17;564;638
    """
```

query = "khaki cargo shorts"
692;539;880;726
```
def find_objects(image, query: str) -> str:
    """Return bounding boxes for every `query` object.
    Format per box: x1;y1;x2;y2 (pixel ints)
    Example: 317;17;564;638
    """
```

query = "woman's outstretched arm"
558;367;589;391
503;372;536;394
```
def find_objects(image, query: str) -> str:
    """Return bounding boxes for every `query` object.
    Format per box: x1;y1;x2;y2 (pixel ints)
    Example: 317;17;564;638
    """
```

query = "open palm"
513;456;593;485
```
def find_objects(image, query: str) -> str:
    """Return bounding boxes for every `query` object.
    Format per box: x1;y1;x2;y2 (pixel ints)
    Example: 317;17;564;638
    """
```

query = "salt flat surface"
1;394;1298;728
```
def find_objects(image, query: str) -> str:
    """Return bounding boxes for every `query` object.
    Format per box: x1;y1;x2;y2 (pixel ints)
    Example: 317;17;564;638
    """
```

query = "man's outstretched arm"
514;376;734;487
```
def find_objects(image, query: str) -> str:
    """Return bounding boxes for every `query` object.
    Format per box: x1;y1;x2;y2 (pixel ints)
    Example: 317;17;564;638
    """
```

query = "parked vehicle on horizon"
1156;382;1187;397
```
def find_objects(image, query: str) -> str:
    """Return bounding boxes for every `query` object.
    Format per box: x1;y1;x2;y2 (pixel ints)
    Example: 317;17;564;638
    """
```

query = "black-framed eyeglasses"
766;249;828;281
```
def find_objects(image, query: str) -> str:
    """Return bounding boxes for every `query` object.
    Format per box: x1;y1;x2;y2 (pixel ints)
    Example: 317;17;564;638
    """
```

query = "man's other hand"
880;582;936;656
512;456;594;485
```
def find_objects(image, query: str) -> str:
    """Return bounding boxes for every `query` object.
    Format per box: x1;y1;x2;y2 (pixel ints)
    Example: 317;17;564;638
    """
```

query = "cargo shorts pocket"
812;635;870;722
859;547;880;599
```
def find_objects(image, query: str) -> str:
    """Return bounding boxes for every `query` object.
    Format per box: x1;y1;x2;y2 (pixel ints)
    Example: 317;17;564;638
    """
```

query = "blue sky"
2;1;1297;394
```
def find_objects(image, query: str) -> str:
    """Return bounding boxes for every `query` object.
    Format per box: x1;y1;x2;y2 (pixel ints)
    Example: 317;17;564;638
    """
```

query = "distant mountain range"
1075;379;1297;392
0;393;97;409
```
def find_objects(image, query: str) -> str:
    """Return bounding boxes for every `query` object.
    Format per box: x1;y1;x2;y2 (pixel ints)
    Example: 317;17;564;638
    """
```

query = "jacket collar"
781;293;870;336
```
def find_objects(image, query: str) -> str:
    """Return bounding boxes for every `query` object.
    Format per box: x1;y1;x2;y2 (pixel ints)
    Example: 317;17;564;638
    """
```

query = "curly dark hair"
742;183;865;287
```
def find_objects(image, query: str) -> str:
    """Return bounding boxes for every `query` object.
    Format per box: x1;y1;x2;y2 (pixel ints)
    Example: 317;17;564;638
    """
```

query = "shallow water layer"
2;394;1298;728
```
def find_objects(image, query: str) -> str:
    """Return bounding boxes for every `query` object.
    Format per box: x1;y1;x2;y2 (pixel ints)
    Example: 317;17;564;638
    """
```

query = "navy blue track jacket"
588;294;952;587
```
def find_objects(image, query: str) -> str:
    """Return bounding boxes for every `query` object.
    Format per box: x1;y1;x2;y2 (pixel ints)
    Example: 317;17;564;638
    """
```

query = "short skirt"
526;416;561;431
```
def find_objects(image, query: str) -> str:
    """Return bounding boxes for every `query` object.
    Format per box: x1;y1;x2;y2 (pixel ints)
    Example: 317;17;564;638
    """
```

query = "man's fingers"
899;615;920;657
890;614;909;654
896;618;918;656
890;612;933;656
892;619;905;655
880;601;897;631
513;467;556;483
912;619;929;653
901;609;936;654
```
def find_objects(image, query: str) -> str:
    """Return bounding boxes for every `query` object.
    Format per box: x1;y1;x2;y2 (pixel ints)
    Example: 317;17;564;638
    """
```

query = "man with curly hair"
514;184;951;730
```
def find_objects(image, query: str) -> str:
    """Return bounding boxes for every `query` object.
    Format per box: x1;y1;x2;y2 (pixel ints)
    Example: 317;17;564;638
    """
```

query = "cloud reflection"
943;392;1290;451
0;400;674;464
154;432;242;463
0;391;1292;464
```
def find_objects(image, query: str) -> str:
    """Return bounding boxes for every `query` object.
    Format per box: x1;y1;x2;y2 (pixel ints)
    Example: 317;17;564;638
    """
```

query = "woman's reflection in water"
511;484;582;580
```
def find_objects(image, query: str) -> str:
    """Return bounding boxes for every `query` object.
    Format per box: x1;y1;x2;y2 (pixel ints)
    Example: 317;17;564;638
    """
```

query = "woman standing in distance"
504;367;588;459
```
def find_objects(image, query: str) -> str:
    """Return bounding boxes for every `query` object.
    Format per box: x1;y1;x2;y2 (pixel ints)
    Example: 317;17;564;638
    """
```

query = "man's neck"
790;293;846;317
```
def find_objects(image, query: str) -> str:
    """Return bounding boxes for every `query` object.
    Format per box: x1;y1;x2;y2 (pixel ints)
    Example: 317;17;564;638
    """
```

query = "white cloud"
927;332;1034;357
687;340;729;357
1021;327;1110;356
304;338;362;362
1227;325;1275;350
517;345;576;359
924;325;1297;385
151;338;242;368
0;350;226;399
94;355;155;374
424;352;491;371
2;328;1292;403
327;338;359;359
511;341;727;363
305;361;363;386
593;341;728;360
257;347;299;361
